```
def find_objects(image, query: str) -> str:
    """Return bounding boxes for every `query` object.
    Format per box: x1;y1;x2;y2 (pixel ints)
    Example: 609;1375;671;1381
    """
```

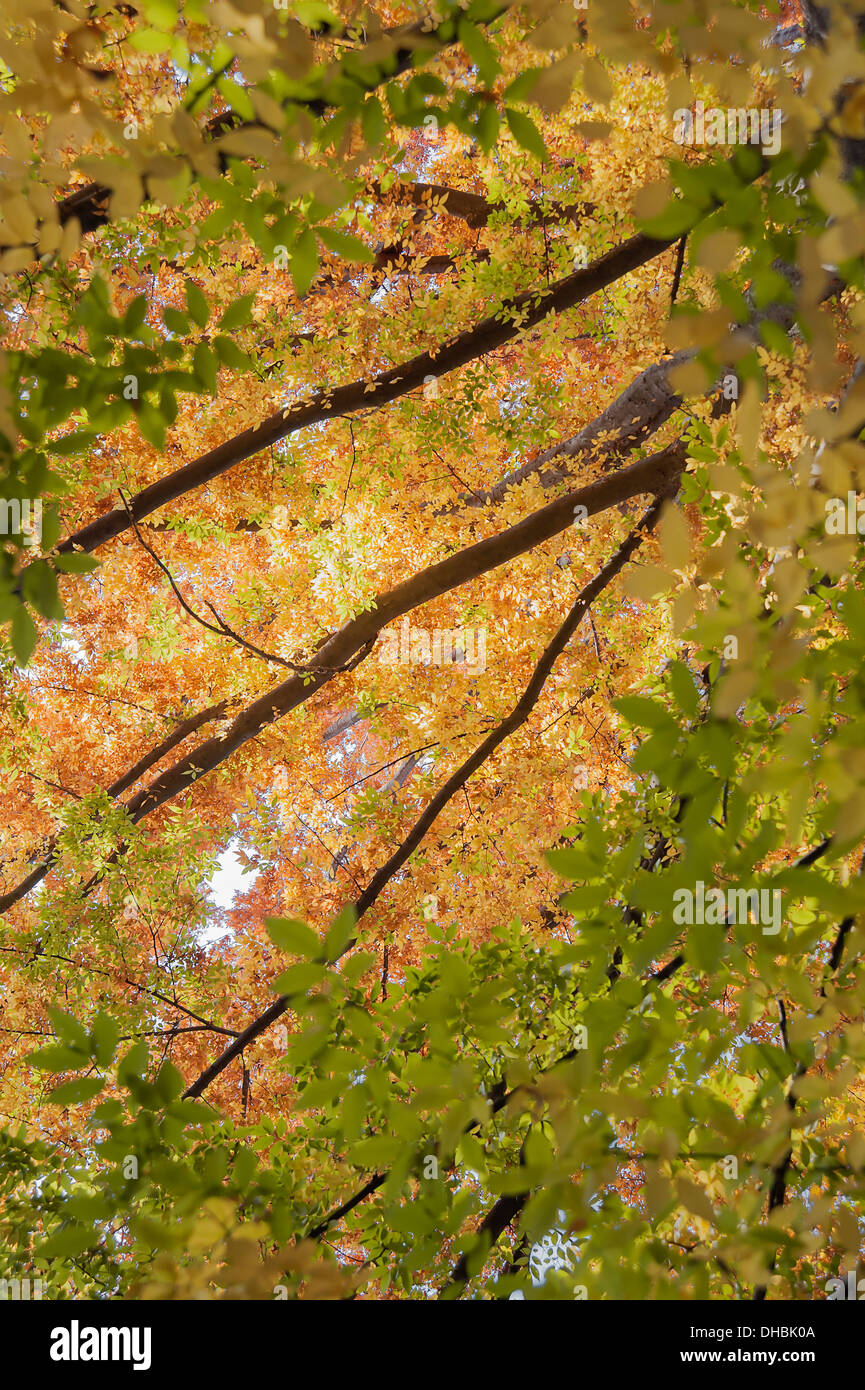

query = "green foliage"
2;0;865;1307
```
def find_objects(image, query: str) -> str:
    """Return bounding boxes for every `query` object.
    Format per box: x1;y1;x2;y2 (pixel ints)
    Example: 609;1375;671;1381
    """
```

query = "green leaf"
458;18;501;85
638;198;701;240
503;68;545;103
167;1098;214;1123
290;229;319;297
545;847;588;879
141;0;176;28
22;562;62;620
39;508;62;553
218;76;256;123
154;1060;185;1101
117;1041;149;1086
123;295;149;336
21;561;61;622
212;335;253;372
128;27;172;52
10;603;37;665
361;97;386;146
504;108;547;161
323;904;357;961
137;401;167;449
686;923;726;975
37;1224;94;1258
266;916;321;957
48;431;97;457
759;319;795;358
670;159;719;209
476;102;500;153
668;660;700;719
218;293;257;332
47;1007;90;1051
233;1146;258;1188
88;1098;126;1128
185;281;210;328
631;726;680;775
55;553;100;574
614;695;679;733
89;1013;119;1067
24;1043;87;1072
192;342;219;394
272;962;328;995
348;1134;404;1167
163;306;189;336
46;1077;104;1106
341;950;377;985
316;227;374;263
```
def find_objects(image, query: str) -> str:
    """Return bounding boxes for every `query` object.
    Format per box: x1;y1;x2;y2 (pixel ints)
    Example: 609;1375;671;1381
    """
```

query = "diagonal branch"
441;355;695;514
11;4;517;255
0;942;237;1038
53;231;677;557
0;697;237;914
439;1192;528;1297
183;496;669;1101
120;447;685;829
3;439;683;916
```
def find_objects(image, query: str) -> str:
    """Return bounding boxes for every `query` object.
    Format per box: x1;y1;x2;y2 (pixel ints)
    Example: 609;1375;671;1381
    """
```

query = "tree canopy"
1;0;865;1302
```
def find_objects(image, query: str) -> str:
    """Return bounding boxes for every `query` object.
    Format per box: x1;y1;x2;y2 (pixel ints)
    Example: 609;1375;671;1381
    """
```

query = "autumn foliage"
0;0;863;1302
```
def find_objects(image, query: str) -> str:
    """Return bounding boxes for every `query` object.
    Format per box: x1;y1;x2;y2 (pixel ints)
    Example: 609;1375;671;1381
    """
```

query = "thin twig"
120;490;366;675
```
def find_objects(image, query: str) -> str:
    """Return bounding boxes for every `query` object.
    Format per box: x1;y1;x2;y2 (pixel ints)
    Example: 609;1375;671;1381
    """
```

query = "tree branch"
182;497;669;1102
52;231;676;557
118;446;683;832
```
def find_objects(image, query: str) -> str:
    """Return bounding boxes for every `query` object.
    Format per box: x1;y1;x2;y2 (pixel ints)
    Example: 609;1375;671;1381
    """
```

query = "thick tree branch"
116;445;684;831
442;353;695;513
183;497;668;1099
53;231;676;557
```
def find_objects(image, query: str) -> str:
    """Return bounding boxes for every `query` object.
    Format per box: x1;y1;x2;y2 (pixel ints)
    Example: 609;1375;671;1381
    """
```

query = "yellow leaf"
694;229;741;273
734;380;762;460
581;58;613;106
624;564;673;599
659;501;691;571
676;1176;716;1225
